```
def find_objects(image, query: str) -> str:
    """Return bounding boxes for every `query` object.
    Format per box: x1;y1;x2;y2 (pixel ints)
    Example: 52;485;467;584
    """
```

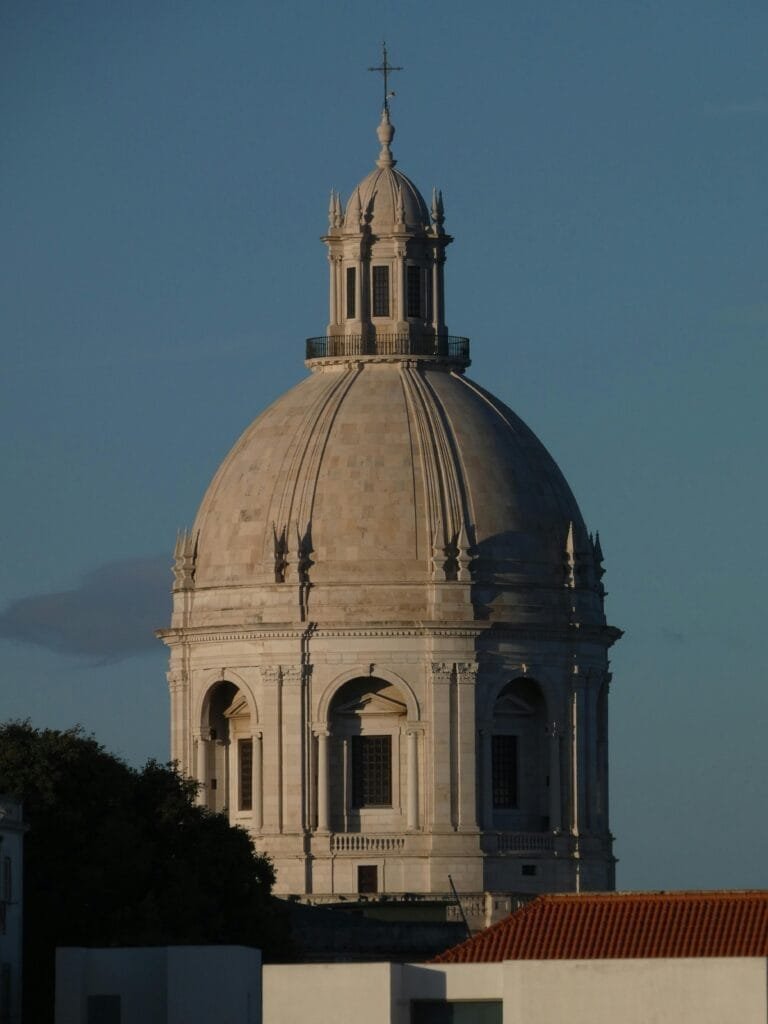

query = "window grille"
492;735;518;808
238;739;253;811
352;735;392;806
372;266;390;317
407;265;422;318
346;266;356;319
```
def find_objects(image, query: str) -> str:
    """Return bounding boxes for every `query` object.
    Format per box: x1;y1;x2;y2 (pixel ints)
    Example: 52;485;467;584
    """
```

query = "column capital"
431;662;454;685
281;665;303;686
260;664;281;686
456;661;479;684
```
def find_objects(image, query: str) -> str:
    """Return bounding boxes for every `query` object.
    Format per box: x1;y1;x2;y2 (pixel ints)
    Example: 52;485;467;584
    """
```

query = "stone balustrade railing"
496;831;555;853
330;833;406;853
306;333;470;366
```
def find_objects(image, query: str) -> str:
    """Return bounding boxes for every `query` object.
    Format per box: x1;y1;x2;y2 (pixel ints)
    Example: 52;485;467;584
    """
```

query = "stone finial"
395;183;405;227
173;529;198;590
376;106;397;169
346;187;362;230
431;187;445;233
564;521;576;589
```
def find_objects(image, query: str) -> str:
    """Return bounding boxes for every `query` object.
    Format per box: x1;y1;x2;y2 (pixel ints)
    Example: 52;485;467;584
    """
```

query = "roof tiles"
432;891;768;963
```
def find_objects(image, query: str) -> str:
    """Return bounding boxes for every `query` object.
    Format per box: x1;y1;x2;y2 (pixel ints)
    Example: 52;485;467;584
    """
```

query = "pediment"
335;691;407;717
223;692;250;719
495;694;536;717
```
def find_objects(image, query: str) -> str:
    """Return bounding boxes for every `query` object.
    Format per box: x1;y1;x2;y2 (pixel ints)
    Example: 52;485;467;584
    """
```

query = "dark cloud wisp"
0;557;171;661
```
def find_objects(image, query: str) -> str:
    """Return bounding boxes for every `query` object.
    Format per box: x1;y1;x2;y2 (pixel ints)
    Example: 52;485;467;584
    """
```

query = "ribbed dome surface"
345;166;430;232
191;362;589;625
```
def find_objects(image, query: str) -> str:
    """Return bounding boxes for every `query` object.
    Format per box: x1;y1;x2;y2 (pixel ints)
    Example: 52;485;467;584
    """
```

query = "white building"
55;946;261;1024
56;891;768;1024
263;890;768;1023
0;798;25;1024
159;86;621;904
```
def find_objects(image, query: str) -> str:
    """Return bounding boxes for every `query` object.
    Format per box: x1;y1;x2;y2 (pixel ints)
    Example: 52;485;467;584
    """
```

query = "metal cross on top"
368;42;403;113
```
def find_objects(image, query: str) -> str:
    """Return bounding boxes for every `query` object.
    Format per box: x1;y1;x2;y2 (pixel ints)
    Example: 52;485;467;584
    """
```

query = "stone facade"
159;105;621;901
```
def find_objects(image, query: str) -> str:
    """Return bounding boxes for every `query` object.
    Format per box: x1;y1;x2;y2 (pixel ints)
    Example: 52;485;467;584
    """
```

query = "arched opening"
326;677;408;833
491;678;549;831
199;681;254;817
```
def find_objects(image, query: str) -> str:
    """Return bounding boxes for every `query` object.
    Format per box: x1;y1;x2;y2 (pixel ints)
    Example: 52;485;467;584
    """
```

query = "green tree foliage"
0;721;291;1022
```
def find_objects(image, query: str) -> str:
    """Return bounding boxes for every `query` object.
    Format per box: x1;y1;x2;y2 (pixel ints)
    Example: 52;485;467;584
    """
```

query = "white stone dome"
187;360;600;628
344;166;431;233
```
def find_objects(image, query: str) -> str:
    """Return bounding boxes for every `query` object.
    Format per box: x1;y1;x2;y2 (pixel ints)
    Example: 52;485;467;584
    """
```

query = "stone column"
342;737;350;833
195;731;209;806
253;731;263;831
281;665;304;834
479;725;494;830
569;676;588;837
316;729;330;832
228;736;238;812
328;253;336;326
435;253;447;333
406;728;419;831
456;663;479;831
430;663;454;829
261;665;282;832
399;253;407;325
548;722;562;832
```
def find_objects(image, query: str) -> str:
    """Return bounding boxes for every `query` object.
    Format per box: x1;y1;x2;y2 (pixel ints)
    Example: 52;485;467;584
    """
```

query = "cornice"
156;621;621;647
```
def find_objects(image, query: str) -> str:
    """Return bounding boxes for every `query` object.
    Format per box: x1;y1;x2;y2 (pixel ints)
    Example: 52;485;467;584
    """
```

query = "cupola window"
407;265;422;318
346;267;356;319
372;266;390;317
238;738;253;811
492;734;518;808
352;734;392;806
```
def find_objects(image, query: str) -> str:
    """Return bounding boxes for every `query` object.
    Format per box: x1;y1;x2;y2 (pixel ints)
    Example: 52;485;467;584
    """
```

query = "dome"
344;166;430;233
342;105;431;234
187;360;600;628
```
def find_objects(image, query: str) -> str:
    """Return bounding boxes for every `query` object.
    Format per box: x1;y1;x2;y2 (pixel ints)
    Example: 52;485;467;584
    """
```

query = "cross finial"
368;41;403;114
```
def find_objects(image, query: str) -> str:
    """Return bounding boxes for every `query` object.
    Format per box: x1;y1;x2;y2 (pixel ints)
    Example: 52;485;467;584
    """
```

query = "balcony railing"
306;333;470;366
495;831;555;854
330;833;406;854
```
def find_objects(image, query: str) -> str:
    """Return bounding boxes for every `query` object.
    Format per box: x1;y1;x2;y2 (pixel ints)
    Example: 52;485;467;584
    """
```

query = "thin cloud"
0;557;171;662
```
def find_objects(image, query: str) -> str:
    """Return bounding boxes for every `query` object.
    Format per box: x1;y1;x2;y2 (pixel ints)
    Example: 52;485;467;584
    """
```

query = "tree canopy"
0;720;291;1022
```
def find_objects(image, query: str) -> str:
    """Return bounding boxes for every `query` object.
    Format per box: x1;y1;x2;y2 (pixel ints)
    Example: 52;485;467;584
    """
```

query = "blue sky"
2;0;767;891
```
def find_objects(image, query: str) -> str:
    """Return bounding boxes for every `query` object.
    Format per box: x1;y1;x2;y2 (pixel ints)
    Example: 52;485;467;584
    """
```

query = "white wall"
502;958;768;1024
263;963;395;1024
263;957;768;1024
56;946;261;1024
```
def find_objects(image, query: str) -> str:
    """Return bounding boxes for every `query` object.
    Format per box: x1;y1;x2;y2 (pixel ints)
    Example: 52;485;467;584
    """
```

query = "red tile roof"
432;891;768;963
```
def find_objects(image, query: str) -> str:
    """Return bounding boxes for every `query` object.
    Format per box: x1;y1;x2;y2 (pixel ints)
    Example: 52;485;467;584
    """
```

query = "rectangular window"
87;994;121;1024
425;271;433;324
372;265;390;317
407;265;422;318
411;1001;502;1024
352;735;391;807
238;739;253;811
492;734;518;808
357;865;378;894
346;266;356;319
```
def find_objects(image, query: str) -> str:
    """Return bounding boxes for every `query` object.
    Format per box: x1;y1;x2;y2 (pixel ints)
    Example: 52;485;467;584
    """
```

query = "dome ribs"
268;366;360;587
400;365;471;584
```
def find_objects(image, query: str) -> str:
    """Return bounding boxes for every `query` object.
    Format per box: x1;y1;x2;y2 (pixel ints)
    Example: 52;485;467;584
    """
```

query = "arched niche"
326;676;408;833
198;680;256;817
491;677;549;831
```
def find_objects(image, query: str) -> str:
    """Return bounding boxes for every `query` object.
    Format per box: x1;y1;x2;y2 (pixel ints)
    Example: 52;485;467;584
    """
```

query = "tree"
0;721;291;1022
